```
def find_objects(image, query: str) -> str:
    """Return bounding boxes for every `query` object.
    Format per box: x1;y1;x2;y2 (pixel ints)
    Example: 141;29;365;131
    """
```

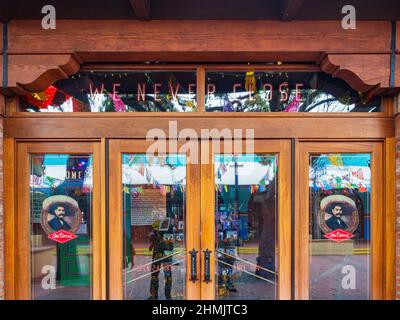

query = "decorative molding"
0;52;398;97
320;54;394;94
2;54;80;95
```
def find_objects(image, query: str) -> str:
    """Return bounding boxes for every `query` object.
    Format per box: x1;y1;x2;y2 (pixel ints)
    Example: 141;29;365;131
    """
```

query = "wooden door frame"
200;139;292;300
108;139;201;300
295;141;386;300
5;140;105;300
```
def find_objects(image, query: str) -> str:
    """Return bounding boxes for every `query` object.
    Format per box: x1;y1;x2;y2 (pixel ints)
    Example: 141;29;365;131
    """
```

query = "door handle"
203;249;212;283
189;249;198;283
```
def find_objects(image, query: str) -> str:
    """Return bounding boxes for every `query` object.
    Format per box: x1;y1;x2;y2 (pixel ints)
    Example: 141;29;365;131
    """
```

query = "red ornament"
25;86;57;109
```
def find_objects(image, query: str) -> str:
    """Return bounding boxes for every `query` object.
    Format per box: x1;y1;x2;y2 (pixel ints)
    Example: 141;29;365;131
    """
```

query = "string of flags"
312;179;368;192
214;183;269;194
216;162;228;180
310;167;370;192
124;184;184;195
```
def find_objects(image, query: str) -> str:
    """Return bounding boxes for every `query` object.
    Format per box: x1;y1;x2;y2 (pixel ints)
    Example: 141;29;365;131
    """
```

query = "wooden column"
0;94;4;299
394;94;400;300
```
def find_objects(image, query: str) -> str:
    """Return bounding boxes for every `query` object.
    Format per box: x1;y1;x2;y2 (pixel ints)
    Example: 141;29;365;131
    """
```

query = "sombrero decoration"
318;194;359;234
40;195;82;235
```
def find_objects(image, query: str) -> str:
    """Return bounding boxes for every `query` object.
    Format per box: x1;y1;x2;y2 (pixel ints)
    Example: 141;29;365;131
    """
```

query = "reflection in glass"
30;154;93;300
122;154;186;300
309;154;371;300
21;71;197;112
205;71;381;112
214;154;278;300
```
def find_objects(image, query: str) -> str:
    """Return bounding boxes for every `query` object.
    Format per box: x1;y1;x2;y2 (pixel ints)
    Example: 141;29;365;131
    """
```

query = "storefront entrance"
8;138;388;300
108;139;291;300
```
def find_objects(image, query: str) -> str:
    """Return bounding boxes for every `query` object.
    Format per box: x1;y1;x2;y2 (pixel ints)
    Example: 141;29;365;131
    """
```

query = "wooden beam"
281;0;304;21
129;0;151;20
7;20;392;55
4;117;394;140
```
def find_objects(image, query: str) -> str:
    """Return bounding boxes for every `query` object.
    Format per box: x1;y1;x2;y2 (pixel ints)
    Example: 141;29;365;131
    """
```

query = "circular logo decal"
318;194;359;234
40;195;82;235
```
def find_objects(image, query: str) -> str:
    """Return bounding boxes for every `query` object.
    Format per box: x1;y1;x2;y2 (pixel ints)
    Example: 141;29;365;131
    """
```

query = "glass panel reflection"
30;154;93;300
309;153;371;300
122;154;186;300
21;71;197;112
205;71;381;112
215;154;278;300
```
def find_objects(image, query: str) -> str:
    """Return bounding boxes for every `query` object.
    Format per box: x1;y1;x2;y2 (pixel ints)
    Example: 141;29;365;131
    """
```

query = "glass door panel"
214;154;278;300
108;140;200;300
122;154;187;300
201;140;291;300
15;142;103;300
30;154;94;300
309;153;371;300
296;142;384;300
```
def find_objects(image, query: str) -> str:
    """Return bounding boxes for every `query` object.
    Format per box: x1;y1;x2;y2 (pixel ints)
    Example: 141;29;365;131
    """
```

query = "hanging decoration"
216;162;228;180
352;168;364;180
72;97;88;112
25;85;57;109
30;175;62;189
245;72;257;94
223;97;235;112
311;170;370;192
108;93;126;112
338;92;353;106
283;93;302;112
159;185;166;196
138;163;145;176
358;184;367;192
327;154;344;167
359;91;373;105
258;185;266;192
127;154;137;167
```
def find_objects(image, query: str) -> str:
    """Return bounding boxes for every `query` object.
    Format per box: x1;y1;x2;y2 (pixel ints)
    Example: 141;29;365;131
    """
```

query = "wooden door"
108;139;201;300
200;139;292;300
12;141;104;299
295;141;384;300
